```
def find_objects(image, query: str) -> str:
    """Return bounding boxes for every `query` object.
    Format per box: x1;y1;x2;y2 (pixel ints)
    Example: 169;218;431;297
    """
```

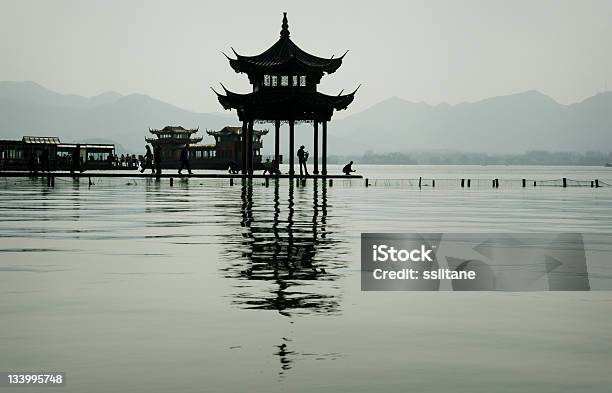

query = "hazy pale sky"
1;0;611;115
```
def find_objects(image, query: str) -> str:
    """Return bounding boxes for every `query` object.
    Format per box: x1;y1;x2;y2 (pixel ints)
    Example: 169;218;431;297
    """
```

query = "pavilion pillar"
322;120;327;176
289;119;295;176
247;119;254;175
274;119;280;163
313;121;319;174
241;120;247;174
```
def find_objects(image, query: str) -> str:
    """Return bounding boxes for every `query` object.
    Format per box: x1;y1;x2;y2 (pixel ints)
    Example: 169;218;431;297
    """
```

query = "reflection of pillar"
241;120;247;174
321;180;327;238
313;121;319;174
312;179;318;241
240;182;253;230
287;180;295;256
289;119;295;176
275;120;280;163
272;179;281;270
247;119;254;175
322;121;327;176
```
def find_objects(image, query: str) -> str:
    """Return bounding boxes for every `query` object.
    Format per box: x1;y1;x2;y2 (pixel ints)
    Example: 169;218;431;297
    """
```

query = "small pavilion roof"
226;13;346;75
22;136;61;144
207;126;268;137
149;126;199;134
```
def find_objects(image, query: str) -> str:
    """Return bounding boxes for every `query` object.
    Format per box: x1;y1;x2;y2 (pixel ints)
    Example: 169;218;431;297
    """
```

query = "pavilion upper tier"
215;12;358;122
226;12;346;82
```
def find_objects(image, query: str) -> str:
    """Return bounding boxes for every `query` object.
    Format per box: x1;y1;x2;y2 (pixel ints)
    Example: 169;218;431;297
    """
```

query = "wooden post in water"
170;177;174;187
563;177;567;188
492;179;495;188
322;121;328;176
313;121;319;175
418;177;422;189
241;120;248;175
522;179;526;188
265;177;269;187
365;178;369;187
329;179;333;187
496;179;500;188
467;179;471;188
274;119;280;165
88;177;93;187
247;120;254;176
595;179;599;188
591;180;594;188
432;179;435;188
461;179;465;188
534;181;537;187
230;178;234;186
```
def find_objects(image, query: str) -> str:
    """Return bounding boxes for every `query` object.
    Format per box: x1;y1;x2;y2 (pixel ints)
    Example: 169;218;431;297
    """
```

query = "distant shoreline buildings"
0;136;115;171
0;125;274;171
145;125;271;169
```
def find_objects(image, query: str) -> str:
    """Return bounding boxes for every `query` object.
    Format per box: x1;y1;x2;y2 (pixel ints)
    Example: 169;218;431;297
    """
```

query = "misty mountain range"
0;81;610;155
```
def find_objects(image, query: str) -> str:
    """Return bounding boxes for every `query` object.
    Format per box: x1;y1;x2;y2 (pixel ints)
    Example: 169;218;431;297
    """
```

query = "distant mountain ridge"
0;81;610;155
0;81;123;108
327;90;612;154
0;81;231;152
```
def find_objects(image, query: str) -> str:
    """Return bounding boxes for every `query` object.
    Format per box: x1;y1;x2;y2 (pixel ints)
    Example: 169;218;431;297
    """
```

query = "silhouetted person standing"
71;144;82;174
40;144;50;172
178;144;192;175
140;145;153;173
297;145;309;176
342;161;356;175
28;152;38;174
271;158;280;175
154;145;162;176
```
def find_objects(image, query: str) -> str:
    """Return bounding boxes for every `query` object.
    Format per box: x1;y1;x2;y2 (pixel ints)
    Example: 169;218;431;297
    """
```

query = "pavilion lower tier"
239;119;330;176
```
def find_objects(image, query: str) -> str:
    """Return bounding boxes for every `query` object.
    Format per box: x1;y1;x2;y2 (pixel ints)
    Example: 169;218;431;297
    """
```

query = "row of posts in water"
365;178;600;188
225;176;602;188
42;175;602;188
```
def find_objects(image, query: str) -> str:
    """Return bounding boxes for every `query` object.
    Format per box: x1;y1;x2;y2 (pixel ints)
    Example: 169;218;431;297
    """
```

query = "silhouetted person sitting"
154;145;162;176
40;144;50;172
297;145;309;176
342;161;356;175
140;145;153;173
178;144;192;175
228;160;240;174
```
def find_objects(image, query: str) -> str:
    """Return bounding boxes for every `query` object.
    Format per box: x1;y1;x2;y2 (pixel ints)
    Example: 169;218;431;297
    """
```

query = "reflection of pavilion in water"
220;179;346;317
220;179;347;378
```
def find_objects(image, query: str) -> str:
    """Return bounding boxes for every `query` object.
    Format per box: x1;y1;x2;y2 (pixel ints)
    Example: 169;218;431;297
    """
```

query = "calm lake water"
1;165;612;392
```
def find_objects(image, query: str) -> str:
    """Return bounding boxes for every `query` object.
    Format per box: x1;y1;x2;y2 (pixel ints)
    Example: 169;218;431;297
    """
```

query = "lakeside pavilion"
214;12;358;176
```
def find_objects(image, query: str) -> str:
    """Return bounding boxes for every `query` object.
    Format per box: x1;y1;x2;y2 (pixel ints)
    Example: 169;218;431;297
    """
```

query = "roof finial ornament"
280;12;289;38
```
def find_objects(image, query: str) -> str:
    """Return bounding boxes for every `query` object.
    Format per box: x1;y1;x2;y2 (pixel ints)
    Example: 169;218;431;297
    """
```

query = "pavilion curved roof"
213;85;358;121
226;13;346;75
